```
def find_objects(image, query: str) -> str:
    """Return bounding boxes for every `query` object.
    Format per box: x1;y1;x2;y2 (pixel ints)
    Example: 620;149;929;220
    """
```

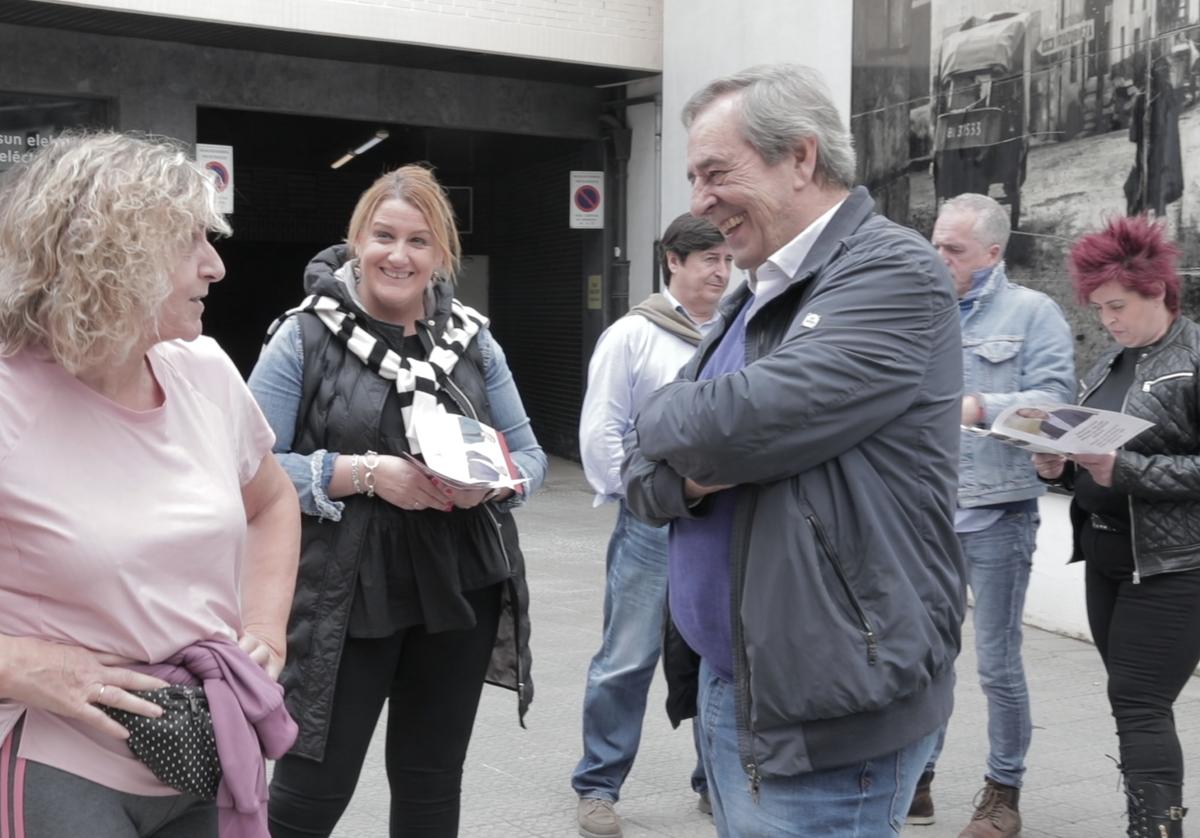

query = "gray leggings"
6;759;215;838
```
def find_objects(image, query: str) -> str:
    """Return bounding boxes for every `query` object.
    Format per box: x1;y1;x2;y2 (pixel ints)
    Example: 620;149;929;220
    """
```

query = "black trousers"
1083;521;1200;787
268;583;503;838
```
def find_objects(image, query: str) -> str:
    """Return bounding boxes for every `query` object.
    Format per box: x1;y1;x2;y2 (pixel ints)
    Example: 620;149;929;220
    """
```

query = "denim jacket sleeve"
246;317;344;521
977;294;1076;425
478;327;547;505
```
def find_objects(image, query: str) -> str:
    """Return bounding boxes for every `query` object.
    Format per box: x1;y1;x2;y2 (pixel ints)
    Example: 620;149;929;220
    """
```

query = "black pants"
268;584;503;838
1083;521;1200;786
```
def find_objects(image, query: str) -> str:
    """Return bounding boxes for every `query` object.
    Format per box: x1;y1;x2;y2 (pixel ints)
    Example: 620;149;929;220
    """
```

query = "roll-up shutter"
490;151;588;460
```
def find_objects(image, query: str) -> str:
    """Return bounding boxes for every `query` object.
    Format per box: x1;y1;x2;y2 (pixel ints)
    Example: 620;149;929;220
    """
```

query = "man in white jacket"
572;213;730;838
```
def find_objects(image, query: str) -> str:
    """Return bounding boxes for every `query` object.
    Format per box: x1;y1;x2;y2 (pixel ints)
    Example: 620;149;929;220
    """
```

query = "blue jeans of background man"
572;502;705;801
926;510;1038;788
696;660;936;837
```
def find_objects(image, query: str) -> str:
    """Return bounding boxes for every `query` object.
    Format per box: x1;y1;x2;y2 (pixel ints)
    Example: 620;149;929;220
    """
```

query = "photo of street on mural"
852;0;1200;371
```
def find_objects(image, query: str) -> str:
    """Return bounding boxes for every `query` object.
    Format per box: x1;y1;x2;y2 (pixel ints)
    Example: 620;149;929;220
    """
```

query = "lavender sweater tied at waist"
134;637;298;838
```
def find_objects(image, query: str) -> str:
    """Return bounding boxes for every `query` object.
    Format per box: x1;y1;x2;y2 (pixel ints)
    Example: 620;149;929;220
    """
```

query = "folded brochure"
962;402;1153;455
404;413;528;491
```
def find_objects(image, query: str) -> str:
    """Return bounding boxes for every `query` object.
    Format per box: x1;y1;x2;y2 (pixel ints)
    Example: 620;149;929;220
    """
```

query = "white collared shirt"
747;198;846;322
579;287;721;506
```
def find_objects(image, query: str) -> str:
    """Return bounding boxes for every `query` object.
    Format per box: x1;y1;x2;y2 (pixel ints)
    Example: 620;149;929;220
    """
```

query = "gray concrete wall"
659;0;853;228
0;21;604;144
624;77;661;305
53;0;662;72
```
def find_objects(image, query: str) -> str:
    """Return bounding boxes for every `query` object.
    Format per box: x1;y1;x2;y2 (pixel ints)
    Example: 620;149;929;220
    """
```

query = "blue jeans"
927;510;1037;788
572;502;705;801
696;660;936;837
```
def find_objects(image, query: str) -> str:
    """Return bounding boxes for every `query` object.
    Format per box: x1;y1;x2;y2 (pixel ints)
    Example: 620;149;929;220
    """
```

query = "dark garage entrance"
198;107;598;457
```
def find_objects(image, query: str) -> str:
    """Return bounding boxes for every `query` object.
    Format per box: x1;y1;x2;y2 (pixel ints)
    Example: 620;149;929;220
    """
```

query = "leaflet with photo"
962;402;1154;455
404;413;528;491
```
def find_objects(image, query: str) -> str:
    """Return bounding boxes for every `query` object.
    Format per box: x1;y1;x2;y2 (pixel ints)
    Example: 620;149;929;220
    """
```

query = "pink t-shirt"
0;337;275;794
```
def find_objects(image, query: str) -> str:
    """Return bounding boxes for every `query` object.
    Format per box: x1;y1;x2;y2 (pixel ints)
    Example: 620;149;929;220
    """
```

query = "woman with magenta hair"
1034;215;1200;837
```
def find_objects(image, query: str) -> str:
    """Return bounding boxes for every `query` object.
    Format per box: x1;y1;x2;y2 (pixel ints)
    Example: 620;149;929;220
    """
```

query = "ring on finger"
93;684;107;704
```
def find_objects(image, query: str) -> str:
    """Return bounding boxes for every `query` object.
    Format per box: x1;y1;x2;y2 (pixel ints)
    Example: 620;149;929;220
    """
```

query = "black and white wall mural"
851;0;1200;370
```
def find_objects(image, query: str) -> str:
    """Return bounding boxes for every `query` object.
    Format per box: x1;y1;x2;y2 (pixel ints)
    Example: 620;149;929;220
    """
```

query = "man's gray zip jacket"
622;187;967;778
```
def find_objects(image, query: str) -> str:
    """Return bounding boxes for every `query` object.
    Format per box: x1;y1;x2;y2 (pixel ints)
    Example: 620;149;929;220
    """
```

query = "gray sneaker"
577;798;622;838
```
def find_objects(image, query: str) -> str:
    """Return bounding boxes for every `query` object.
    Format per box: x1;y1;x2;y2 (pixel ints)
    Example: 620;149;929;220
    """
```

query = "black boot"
1125;775;1187;838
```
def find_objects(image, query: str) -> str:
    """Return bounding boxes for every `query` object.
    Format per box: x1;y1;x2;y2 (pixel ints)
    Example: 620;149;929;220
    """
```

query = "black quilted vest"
278;252;532;761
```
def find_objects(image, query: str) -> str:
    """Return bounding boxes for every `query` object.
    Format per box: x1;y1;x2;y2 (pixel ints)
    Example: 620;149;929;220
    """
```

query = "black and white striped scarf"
267;285;488;454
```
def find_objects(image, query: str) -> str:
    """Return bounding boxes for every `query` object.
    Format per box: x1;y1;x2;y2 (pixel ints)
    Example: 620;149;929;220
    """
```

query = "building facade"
0;0;663;456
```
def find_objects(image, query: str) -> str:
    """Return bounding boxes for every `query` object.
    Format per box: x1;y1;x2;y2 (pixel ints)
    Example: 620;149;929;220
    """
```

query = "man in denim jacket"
915;193;1074;837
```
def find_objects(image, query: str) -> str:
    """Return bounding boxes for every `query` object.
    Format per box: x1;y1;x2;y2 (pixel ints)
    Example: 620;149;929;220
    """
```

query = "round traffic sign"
574;184;601;212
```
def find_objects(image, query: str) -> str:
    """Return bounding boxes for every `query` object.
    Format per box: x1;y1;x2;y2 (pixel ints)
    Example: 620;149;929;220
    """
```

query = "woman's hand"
1072;451;1118;487
1031;452;1067;481
373;456;452;512
430;478;489;510
0;636;168;740
238;631;285;681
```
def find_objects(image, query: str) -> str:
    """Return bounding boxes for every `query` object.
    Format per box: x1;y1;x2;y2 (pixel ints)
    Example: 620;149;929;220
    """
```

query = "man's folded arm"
620;428;709;526
635;256;949;487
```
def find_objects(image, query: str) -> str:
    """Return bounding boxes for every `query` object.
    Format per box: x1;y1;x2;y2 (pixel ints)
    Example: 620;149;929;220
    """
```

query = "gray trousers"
5;755;215;838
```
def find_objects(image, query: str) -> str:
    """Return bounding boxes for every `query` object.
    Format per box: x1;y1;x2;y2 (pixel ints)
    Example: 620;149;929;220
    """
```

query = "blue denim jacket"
959;262;1075;506
248;316;547;520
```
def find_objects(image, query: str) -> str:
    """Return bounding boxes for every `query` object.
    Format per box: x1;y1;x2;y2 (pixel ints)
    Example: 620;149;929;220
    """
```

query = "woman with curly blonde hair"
0;132;301;837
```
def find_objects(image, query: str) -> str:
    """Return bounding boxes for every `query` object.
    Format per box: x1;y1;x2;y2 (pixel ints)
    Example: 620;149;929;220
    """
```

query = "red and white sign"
569;170;604;229
196;143;234;214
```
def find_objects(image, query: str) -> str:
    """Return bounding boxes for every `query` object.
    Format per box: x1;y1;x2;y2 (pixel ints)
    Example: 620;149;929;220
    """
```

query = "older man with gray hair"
622;63;966;835
912;193;1074;837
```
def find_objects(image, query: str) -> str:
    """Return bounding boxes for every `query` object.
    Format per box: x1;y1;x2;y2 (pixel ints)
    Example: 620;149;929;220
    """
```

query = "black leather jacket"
1067;315;1200;580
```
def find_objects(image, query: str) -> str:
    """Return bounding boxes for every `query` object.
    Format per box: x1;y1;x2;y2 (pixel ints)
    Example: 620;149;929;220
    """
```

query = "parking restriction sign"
569;171;604;229
196;143;234;213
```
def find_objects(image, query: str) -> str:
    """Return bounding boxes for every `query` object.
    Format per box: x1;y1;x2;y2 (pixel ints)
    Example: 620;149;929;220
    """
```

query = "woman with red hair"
1034;215;1200;837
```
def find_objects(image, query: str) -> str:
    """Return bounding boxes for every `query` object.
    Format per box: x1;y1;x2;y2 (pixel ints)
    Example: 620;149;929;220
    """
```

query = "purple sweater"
137;638;298;838
668;299;750;682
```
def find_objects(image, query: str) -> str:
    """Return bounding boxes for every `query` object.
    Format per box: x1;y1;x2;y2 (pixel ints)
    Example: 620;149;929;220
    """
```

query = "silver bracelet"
363;450;380;499
350;454;363;494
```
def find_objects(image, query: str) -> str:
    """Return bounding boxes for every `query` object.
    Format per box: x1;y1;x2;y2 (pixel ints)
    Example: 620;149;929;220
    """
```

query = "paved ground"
327;456;1200;837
